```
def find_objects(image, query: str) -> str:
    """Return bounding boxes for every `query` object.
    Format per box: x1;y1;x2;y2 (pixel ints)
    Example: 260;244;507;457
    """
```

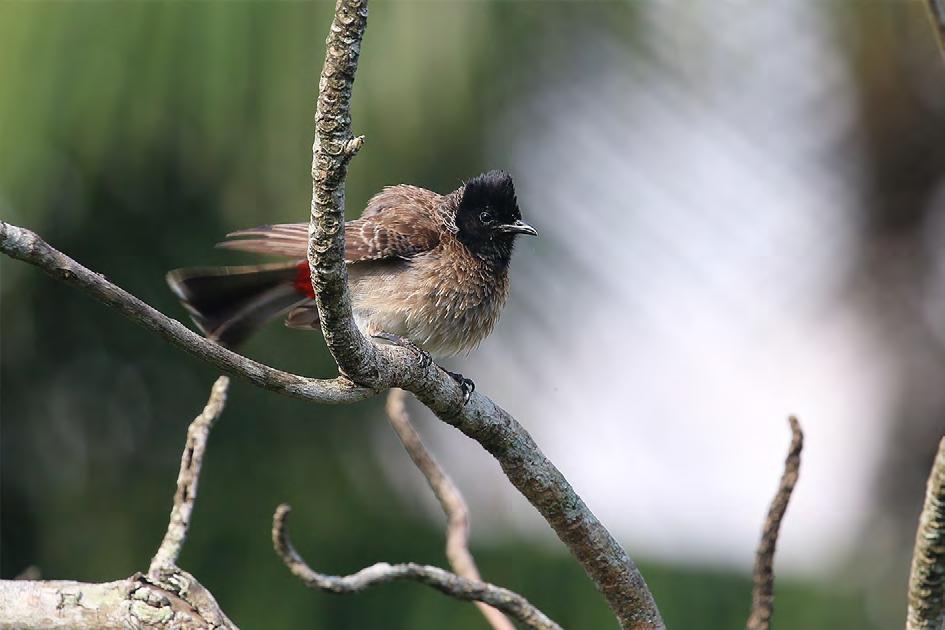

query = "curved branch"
907;436;945;630
0;221;372;405
386;389;515;630
272;504;561;630
308;0;378;383
150;376;231;574
747;416;803;630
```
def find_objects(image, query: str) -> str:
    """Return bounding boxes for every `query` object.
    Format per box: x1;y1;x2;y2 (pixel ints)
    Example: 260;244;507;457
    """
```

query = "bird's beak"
497;220;538;237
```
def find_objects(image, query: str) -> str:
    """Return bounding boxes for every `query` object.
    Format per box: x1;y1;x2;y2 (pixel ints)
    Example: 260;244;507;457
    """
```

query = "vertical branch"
149;376;230;575
746;416;803;630
386;389;515;630
308;0;377;383
907;436;945;630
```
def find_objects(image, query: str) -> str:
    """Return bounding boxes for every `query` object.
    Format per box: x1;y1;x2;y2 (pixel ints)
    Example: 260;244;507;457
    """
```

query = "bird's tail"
166;262;313;348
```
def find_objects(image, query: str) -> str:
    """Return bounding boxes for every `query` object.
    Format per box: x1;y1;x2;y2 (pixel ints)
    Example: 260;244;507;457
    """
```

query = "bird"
166;170;537;400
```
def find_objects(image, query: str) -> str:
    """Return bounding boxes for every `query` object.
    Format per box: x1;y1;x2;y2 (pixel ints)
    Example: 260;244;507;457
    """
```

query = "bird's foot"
371;332;432;368
445;370;475;405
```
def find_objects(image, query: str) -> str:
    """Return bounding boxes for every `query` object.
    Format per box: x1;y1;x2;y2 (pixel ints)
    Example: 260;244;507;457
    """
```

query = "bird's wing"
343;211;439;262
218;192;441;263
361;184;436;218
217;224;310;258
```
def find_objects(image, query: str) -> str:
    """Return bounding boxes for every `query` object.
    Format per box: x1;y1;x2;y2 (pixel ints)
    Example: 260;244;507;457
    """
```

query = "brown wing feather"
217;186;442;263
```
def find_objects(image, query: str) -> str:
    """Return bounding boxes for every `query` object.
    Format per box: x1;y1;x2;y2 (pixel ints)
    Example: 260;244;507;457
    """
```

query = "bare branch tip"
747;416;805;630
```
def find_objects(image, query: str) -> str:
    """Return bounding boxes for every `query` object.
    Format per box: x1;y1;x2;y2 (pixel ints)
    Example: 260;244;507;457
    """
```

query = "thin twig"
150;376;231;575
272;504;561;630
907;436;945;630
386;389;515;630
747;416;803;630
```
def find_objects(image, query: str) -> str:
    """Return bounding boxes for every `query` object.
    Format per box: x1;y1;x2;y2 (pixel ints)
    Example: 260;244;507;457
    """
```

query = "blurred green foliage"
1;2;877;627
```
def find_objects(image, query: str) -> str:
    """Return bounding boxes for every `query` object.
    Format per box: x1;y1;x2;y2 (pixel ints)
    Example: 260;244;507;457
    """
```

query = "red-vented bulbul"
167;170;537;399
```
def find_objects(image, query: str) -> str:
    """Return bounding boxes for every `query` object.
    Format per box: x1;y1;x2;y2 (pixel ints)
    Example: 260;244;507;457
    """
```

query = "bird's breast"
347;245;510;358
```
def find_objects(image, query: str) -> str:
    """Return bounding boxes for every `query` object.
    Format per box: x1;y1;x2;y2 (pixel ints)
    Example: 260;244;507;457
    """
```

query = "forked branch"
386;389;515;630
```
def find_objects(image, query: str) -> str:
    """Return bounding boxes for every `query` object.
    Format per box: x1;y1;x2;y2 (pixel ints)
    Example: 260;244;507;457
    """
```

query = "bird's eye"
479;211;494;224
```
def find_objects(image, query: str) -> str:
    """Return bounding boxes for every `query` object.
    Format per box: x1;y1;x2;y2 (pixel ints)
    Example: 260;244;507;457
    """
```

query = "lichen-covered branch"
746;417;803;630
906;436;945;630
272;504;561;630
307;0;377;383
0;572;236;630
150;376;231;575
0;221;371;405
386;389;515;630
0;380;238;630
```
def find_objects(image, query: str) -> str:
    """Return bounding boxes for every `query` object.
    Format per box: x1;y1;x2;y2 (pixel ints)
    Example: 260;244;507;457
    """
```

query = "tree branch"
272;504;561;630
0;380;238;629
386;389;515;630
308;0;377;384
907;436;945;630
0;221;372;405
746;416;803;630
298;1;663;626
150;376;231;575
0;0;665;624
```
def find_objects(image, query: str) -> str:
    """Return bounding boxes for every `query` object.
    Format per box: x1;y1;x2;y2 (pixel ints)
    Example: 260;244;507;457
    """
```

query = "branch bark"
906;436;945;630
746;416;803;630
0;572;235;630
0;221;371;405
150;376;230;575
272;504;561;630
0;380;238;630
386;389;515;630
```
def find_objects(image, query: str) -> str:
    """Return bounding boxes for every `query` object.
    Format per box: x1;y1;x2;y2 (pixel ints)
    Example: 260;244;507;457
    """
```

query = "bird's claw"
372;332;431;368
446;371;475;405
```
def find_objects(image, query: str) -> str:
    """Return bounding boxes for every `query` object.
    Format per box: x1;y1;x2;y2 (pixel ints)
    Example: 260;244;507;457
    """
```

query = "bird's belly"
348;260;505;359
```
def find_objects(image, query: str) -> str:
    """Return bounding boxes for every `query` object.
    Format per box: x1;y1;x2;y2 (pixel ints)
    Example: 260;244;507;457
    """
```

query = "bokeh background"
2;1;945;628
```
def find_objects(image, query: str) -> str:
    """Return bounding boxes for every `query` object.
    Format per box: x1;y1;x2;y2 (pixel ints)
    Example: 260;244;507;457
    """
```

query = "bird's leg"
369;332;473;404
371;332;432;368
445;370;475;405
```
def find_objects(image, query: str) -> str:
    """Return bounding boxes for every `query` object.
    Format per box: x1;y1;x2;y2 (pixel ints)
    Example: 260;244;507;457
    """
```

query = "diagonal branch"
906;436;945;630
150;376;231;575
0;221;372;405
386;389;515;630
272;504;561;630
301;1;663;627
746;416;803;630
